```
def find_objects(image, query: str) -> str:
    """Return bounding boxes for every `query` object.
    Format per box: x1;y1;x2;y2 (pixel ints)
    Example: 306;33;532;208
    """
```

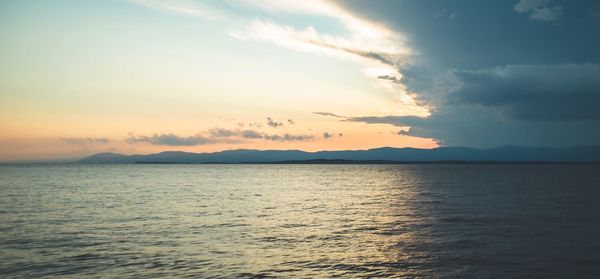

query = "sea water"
1;164;599;278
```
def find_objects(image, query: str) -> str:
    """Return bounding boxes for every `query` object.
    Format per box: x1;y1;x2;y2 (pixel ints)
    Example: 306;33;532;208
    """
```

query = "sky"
1;0;599;161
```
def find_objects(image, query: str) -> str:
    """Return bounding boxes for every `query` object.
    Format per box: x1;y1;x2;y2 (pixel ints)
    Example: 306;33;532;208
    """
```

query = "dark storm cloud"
344;105;600;148
447;64;600;121
344;63;600;147
330;0;600;147
336;0;600;70
127;133;213;146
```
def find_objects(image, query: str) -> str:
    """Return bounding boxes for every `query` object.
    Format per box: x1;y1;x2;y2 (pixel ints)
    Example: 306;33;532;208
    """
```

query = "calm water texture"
1;164;600;278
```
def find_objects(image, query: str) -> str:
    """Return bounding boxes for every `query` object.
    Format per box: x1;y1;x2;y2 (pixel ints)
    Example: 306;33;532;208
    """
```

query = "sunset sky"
1;0;599;161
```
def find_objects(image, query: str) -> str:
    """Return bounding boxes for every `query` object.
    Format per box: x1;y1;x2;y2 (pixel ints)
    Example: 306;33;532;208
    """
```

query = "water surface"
1;164;600;278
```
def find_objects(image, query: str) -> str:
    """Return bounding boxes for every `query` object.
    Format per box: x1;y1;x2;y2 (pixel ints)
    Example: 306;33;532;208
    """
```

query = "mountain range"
78;145;600;164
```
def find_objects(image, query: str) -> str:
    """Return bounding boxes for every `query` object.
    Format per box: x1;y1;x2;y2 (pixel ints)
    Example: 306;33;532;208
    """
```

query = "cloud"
344;115;424;126
236;122;264;128
208;128;237;138
313;111;345;118
235;0;406;48
127;127;316;146
227;1;418;111
432;9;456;20
224;128;313;141
128;0;223;20
211;0;412;68
514;0;562;21
329;1;600;148
514;0;550;12
248;122;263;128
132;0;408;60
130;0;425;118
266;117;283;128
233;19;409;71
240;129;264;139
60;137;111;145
221;127;315;141
377;75;400;82
126;0;599;149
432;9;447;18
396;129;411;136
343;64;600;147
127;133;213;146
322;132;343;139
306;37;407;66
346;112;555;147
446;64;600;121
264;133;314;141
530;6;563;21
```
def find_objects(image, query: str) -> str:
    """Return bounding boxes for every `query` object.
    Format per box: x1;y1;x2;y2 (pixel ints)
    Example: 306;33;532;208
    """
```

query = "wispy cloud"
228;0;414;93
226;1;427;117
127;133;213;146
129;0;427;120
514;0;563;21
60;137;111;145
128;0;223;20
342;115;424;127
232;20;407;62
313;111;345;118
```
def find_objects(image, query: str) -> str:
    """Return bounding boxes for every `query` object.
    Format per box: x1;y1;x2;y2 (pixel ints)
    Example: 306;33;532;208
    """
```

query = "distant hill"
78;145;600;164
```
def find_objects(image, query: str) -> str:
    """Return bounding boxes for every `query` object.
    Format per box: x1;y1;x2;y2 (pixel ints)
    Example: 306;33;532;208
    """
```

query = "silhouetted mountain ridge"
78;145;600;163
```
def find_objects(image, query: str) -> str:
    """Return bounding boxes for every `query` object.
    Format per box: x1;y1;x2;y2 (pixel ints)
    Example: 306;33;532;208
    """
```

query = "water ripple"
1;164;600;277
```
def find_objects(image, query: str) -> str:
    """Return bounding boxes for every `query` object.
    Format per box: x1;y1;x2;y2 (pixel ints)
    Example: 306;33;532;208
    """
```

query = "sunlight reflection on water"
1;164;600;277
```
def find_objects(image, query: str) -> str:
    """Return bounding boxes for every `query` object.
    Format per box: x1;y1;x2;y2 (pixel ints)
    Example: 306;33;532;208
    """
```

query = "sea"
1;164;599;278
